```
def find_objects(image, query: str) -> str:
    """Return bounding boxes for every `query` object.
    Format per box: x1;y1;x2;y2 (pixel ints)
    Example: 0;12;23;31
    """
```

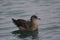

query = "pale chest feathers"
31;23;38;30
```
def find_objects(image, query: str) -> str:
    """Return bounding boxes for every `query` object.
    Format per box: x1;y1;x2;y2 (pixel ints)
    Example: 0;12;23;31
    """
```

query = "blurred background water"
0;0;60;40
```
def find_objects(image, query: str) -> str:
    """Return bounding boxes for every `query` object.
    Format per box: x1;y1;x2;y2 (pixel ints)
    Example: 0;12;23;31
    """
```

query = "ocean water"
0;0;60;40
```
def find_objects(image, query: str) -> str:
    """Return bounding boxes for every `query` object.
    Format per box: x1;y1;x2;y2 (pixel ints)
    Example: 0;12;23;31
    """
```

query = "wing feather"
12;18;29;29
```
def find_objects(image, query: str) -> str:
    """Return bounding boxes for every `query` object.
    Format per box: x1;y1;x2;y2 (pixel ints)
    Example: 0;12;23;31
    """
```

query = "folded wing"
12;18;29;29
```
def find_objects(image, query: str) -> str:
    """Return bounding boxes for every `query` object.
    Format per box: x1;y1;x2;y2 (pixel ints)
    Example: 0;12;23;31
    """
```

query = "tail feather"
12;18;19;26
12;18;16;22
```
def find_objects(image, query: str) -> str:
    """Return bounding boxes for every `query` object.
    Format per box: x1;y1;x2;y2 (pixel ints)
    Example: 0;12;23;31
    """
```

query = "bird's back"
12;18;30;29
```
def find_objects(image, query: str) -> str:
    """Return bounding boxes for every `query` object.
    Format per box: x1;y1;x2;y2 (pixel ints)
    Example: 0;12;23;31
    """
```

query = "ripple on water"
39;25;60;40
0;0;60;40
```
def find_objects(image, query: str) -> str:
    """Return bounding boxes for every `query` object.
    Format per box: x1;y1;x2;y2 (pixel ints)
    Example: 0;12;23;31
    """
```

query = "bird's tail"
12;18;19;26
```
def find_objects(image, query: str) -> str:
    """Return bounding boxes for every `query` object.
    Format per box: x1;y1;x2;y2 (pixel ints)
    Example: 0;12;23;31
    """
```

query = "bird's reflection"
12;29;38;40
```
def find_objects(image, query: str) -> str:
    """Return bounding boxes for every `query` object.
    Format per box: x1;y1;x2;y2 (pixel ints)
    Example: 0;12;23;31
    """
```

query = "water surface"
0;0;60;40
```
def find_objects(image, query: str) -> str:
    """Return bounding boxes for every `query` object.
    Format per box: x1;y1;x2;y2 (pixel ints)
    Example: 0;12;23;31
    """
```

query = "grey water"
0;0;60;40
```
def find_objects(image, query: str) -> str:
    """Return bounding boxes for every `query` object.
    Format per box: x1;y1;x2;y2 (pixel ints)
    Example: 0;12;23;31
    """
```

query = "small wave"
0;27;16;30
40;25;60;31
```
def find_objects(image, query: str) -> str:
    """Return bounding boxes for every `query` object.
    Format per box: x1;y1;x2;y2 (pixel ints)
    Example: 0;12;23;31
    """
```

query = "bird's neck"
31;21;37;30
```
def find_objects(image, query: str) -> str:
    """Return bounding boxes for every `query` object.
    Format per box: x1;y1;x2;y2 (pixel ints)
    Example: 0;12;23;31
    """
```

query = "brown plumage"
12;15;40;31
